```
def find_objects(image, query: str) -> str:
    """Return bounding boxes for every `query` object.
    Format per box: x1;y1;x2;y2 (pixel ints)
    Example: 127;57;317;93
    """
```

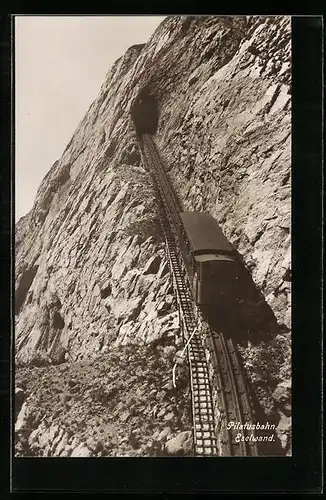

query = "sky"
15;15;165;222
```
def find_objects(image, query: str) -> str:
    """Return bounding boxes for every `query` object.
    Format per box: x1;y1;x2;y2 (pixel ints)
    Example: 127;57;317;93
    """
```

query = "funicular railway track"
141;135;218;456
139;133;258;456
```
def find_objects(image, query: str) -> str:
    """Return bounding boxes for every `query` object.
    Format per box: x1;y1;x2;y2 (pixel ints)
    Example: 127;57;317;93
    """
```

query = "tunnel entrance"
131;93;158;136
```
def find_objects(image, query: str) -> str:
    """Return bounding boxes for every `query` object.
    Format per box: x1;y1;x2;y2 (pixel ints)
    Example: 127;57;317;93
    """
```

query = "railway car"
178;212;242;306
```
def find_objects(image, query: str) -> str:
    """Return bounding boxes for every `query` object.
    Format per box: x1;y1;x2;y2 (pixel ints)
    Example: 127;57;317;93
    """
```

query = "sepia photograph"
14;15;292;458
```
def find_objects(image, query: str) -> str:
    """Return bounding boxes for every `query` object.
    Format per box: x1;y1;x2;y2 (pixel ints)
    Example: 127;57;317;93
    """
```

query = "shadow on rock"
201;264;287;344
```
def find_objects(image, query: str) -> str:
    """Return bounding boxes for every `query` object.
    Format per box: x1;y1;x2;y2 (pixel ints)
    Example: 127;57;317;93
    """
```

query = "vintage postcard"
14;15;292;463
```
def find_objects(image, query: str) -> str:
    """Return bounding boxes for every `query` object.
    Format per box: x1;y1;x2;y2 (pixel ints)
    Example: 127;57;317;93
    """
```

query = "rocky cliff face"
15;15;291;456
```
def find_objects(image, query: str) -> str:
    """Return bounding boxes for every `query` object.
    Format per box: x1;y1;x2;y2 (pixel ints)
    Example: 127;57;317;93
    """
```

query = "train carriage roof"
180;212;234;254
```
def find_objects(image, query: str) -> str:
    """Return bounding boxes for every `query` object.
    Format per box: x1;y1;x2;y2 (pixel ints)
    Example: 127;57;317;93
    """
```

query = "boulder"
272;379;291;406
165;431;193;456
71;443;93;457
163;412;175;422
120;410;130;422
157;426;172;441
86;437;100;452
156;408;167;418
165;345;177;357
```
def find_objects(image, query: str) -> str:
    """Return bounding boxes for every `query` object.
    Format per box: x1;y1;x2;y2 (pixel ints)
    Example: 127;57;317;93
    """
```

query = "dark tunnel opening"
131;93;158;136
